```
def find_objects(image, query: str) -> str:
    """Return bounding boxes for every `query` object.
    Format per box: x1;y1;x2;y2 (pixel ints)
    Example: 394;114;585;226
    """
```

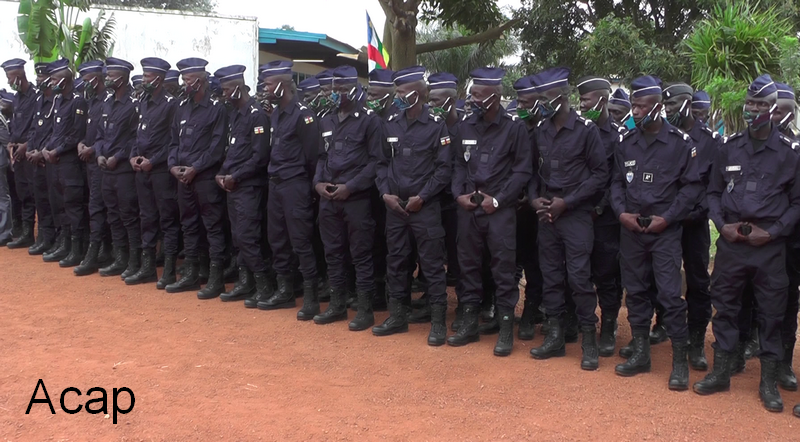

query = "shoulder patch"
669;127;690;141
254;126;265;134
723;132;743;144
211;99;220;106
304;115;314;124
166;96;174;103
780;134;799;151
431;114;442;123
577;115;593;126
440;136;451;146
250;106;259;114
297;102;308;111
388;113;399;122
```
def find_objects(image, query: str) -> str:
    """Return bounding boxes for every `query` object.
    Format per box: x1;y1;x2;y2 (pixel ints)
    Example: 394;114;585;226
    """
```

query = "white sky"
215;0;521;51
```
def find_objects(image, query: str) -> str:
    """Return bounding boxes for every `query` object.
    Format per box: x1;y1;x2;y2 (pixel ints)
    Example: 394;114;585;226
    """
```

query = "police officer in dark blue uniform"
93;58;140;279
164;70;181;97
125;57;181;287
312;65;379;330
373;65;451;345
611;76;702;390
314;69;335;119
2;59;38;250
663;82;720;371
691;90;712;125
41;58;88;268
257;61;320;310
449;67;532;356
577;76;626;357
74;60;111;276
528;69;608;370
165;58;228;299
607;88;631;125
211;65;272;306
693;75;800;413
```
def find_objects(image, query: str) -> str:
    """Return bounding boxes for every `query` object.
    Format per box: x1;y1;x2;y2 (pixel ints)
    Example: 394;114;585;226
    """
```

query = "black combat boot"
349;290;375;331
581;326;599;371
74;241;101;276
450;303;464;332
447;305;480;346
59;234;84;267
408;298;432;324
531;316;566;360
480;292;495;322
779;343;798;391
518;301;536;341
479;297;500;335
219;267;255;302
318;279;331;302
313;287;347;324
156;254;178;290
97;239;113;265
744;326;759;360
669;341;690;391
99;245;129;277
296;278;320;321
373;298;409;336
428;303;447;347
493;308;514;357
258;275;296;310
120;247;141;280
688;327;709;371
564;312;579;343
165;257;200;293
598;315;618;357
155;238;165;267
649;315;668;345
619;338;634;359
197;261;225;299
43;228;70;262
223;257;238;283
11;217;22;239
7;221;34;249
373;279;388;312
198;253;210;284
693;348;732;395
730;341;746;375
245;272;275;308
760;358;784;412
125;248;157;285
615;331;651;376
28;233;52;255
794;403;800;417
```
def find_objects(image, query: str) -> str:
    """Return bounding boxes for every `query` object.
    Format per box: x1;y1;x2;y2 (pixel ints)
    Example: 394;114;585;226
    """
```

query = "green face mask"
583;109;601;121
517;108;531;120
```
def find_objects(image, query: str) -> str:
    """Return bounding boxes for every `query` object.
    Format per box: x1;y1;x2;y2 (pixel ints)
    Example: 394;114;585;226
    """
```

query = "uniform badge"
440;136;451;146
141;123;147;131
56;117;61;123
304;116;314;124
727;177;735;193
38;119;43;126
691;147;697;158
626;170;633;183
231;137;236;145
643;173;653;183
87;118;91;124
464;146;471;162
76;109;84;115
254;126;265;134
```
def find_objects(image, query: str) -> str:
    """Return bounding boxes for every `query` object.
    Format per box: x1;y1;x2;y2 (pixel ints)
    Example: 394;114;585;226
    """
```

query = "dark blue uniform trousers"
136;170;180;255
86;162;108;243
319;195;375;293
177;178;225;261
682;218;712;330
457;207;518;311
227;185;268;273
50;154;85;234
31;163;55;241
711;238;787;360
267;177;317;280
13;159;35;225
45;162;65;231
386;201;446;305
620;225;688;342
517;204;543;309
539;209;597;327
592;220;623;317
102;172;140;249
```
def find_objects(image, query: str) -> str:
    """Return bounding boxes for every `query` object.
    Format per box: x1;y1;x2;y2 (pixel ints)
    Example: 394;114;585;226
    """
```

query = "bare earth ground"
1;248;799;441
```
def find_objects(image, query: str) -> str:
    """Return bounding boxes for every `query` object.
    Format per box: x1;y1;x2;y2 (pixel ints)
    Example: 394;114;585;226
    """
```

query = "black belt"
269;176;283;184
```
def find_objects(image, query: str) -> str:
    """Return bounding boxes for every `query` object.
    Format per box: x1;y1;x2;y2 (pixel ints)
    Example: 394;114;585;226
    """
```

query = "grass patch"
709;220;719;261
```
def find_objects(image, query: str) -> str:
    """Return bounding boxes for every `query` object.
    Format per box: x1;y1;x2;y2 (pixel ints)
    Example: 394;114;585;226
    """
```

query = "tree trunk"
391;26;417;70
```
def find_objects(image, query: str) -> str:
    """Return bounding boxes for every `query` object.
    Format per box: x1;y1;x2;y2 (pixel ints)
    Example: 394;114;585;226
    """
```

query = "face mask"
743;103;776;130
634;103;661;129
39;77;51;89
666;99;690;126
430;97;452;117
83;77;98;100
515;100;540;120
186;78;202;99
538;95;563;120
142;76;161;94
266;81;284;104
393;90;419;111
230;85;242;101
9;76;21;91
582;96;605;122
51;78;66;94
623;112;636;130
779;112;795;132
367;93;390;112
469;93;496;117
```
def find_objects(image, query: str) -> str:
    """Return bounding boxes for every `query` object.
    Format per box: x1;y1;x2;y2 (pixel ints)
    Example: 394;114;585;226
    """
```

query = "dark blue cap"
74;78;84;93
630;76;662;98
369;69;394;87
34;62;49;75
208;76;221;94
469;67;505;86
662;83;693;99
531;67;570;92
176;57;208;75
393;65;425;86
315;69;334;83
609;88;631;108
747;74;777;98
0;89;14;103
106;57;134;73
78;60;104;76
132;75;142;86
428;72;458;91
214;65;246;84
576;76;610;95
259;60;292;79
47;58;71;75
513;76;537;96
1;58;26;72
298;77;320;92
332;65;358;85
455;99;465;112
776;82;795;100
141;57;170;74
164;70;180;83
506;99;518;113
691;90;710;109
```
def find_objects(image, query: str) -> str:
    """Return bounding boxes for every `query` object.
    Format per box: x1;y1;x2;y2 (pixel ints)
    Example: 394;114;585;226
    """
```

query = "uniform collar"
148;88;168;104
238;96;257;116
542;108;577;136
400;104;430;124
597;114;614;133
279;95;298;116
113;86;132;104
745;125;781;153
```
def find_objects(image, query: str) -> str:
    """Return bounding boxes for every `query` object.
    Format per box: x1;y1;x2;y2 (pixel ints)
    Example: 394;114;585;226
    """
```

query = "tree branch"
378;0;395;21
415;18;520;55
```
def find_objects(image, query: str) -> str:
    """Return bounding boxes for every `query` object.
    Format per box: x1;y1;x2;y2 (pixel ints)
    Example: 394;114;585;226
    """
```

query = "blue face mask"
393;90;419;110
537;94;563;120
330;91;341;107
623;114;636;130
468;93;496;117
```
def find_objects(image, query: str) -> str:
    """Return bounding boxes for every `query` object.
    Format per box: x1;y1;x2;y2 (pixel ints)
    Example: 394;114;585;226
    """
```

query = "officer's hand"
15;142;28;161
644;215;668;234
456;194;477;211
531;197;551;212
223;175;236;191
620;213;644;233
6;143;15;161
383;194;408;216
406;196;423;213
181;166;197;184
547;197;567;221
478;192;496;214
130;156;141;171
97;155;108;169
215;175;226;190
721;223;745;243
331;184;351;201
43;149;58;164
140;158;153;172
315;183;334;200
170;166;184;180
517;194;528;209
79;145;94;163
747;224;772;247
32;151;45;167
106;156;119;171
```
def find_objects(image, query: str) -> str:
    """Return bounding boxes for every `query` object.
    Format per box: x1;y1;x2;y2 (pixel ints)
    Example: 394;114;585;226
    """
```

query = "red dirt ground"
1;248;799;441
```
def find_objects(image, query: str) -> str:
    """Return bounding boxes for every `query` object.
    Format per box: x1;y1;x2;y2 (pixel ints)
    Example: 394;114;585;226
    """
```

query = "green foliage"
420;0;503;34
75;10;116;66
18;0;60;61
94;0;215;12
704;76;748;133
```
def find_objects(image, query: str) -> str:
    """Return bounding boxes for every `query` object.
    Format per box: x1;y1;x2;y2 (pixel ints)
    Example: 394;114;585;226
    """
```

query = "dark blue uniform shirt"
10;84;37;144
47;92;87;157
268;96;319;181
95;88;138;174
685;120;722;220
594;116;626;225
168;91;228;181
28;94;55;152
219;97;270;187
135;88;178;170
82;92;107;148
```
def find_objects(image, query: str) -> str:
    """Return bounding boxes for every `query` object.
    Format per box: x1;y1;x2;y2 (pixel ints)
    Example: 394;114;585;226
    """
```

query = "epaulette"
364;108;374;116
510;114;519;121
620;129;637;142
179;98;190;106
612;122;628;134
250;106;259;114
669;126;691;141
502;112;514;120
297;102;307;111
211;98;219;106
723;132;743;144
73;93;80;99
576;115;593;126
536;120;544;128
461;114;469;122
430;113;442;123
388;113;399;122
701;124;719;139
166;96;174;103
780;134;800;151
104;94;113;103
